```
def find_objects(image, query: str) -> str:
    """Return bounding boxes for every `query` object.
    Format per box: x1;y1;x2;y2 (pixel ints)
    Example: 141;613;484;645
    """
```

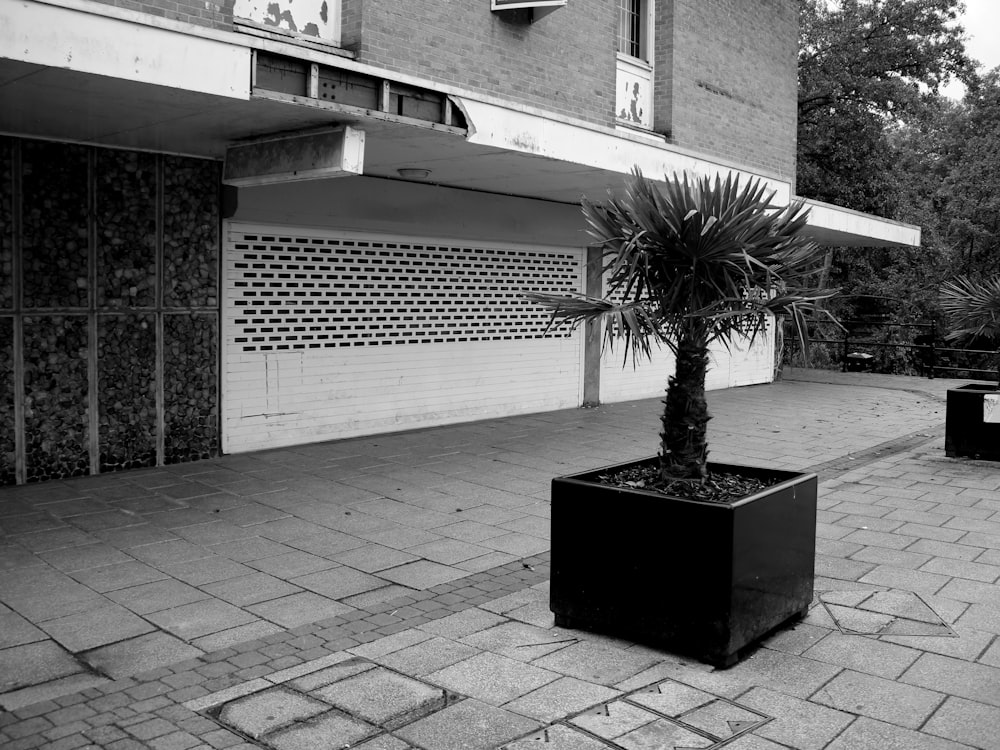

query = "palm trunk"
659;330;711;480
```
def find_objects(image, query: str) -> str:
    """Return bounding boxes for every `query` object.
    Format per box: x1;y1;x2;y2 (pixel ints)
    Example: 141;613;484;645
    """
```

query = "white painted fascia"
801;198;922;248
453;97;794;205
1;0;250;99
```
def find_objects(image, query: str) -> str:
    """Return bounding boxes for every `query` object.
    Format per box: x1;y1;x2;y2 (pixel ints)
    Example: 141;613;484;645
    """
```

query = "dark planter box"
945;383;1000;461
550;459;817;668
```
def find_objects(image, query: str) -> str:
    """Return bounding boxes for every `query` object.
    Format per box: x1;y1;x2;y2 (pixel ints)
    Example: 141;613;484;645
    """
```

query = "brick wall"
90;0;231;31
86;0;796;178
342;0;618;127
661;0;798;180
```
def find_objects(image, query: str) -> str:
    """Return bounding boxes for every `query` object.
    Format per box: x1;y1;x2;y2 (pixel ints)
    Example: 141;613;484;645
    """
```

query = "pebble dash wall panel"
0;136;221;485
0;138;13;485
223;227;584;452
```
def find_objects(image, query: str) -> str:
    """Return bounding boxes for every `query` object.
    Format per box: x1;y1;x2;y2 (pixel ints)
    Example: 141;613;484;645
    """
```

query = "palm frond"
531;168;836;363
524;291;668;362
939;275;1000;346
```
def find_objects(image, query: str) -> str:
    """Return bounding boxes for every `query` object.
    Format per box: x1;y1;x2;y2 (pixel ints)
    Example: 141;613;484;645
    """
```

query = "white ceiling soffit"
800;198;921;248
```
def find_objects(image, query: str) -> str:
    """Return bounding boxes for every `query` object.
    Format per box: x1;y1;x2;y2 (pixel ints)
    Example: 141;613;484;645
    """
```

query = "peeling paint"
235;0;332;39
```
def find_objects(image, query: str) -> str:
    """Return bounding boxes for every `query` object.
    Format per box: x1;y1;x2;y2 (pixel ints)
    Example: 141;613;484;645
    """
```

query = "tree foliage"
795;0;1000;364
798;0;972;213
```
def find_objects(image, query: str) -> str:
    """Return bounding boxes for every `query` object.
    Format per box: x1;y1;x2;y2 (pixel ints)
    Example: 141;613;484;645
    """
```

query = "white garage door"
223;225;585;453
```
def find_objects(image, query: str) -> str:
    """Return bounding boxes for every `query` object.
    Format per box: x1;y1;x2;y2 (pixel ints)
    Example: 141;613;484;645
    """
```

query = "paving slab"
311;666;448;727
812;668;945;729
426;652;561;705
80;631;203;679
3;370;1000;749
0;641;87;692
393;699;541;750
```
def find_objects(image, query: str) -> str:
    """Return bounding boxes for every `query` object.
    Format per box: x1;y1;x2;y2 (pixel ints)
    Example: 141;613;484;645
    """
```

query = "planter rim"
949;382;1000;393
554;458;817;510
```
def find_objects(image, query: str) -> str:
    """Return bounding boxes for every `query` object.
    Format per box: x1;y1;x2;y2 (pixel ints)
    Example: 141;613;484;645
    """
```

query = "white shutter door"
222;225;584;452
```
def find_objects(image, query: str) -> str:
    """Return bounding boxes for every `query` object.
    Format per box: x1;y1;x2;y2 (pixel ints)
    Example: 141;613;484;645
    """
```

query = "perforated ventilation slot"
229;234;581;353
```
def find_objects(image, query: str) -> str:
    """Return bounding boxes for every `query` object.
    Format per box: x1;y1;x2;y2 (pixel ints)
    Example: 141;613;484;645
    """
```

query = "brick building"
0;0;919;485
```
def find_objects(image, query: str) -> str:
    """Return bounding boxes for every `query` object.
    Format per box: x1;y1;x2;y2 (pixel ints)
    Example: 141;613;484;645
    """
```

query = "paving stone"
247;591;352;629
217;687;327;738
531;640;663;687
569;700;658;740
342;584;420;609
205;537;295;563
902;652;1000;707
287;657;378;691
128;540;214;567
417;607;507;640
191;621;285;652
500;676;621;723
921;557;1000;584
246;551;339;578
41;604;155;652
163;557;256;587
615;717;714;749
501;724;615;750
0;611;48;649
459;622;577;662
107;579;211;615
291;566;387;599
626;678;717;717
375;636;479;676
937;577;1000;607
427;652;560;705
405;539;493;565
676;699;769;742
348;628;433;659
394;699;540;750
379;560;470;589
147;600;259;640
760;620;831;655
738;686;854;750
826;715;976;750
922;695;1000;748
201;572;302;606
329;545;420;573
801;631;921;678
812;668;944;728
954;602;1000;634
0;640;86;692
82;631;203;679
311;667;448;728
353;735;416;750
722;734;807;750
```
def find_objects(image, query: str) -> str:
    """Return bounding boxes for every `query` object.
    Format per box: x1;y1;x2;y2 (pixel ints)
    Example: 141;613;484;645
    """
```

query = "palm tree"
529;169;836;484
939;274;1000;387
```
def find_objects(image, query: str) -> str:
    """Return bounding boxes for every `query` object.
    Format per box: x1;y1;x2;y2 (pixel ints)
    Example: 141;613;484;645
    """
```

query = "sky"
940;0;1000;99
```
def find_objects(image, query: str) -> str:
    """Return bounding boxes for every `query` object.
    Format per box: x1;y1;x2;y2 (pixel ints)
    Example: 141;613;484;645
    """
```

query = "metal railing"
789;319;998;380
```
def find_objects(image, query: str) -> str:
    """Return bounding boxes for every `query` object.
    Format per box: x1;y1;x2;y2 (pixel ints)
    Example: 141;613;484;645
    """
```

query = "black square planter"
550;459;817;668
945;383;1000;461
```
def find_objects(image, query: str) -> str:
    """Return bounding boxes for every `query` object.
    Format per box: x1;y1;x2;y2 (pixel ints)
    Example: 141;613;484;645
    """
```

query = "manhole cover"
820;589;956;637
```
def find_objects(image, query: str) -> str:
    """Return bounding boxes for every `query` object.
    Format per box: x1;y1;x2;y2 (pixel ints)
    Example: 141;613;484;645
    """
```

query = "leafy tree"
798;0;972;214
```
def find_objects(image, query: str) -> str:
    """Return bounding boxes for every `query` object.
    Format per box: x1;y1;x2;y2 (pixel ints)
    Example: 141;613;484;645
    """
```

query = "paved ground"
1;367;999;749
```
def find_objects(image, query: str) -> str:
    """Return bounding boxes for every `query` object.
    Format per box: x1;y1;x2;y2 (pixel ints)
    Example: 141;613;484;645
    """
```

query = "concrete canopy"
0;0;919;249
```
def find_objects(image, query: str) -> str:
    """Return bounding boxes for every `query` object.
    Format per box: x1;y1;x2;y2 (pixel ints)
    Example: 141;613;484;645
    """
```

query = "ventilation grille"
228;234;581;352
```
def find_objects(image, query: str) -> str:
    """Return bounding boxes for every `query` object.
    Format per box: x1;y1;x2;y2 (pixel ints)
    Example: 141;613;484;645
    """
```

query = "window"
616;0;653;128
618;0;647;61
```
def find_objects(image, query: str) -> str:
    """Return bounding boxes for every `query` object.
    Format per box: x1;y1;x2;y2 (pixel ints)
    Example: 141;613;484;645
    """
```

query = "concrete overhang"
799;198;921;248
0;0;920;250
